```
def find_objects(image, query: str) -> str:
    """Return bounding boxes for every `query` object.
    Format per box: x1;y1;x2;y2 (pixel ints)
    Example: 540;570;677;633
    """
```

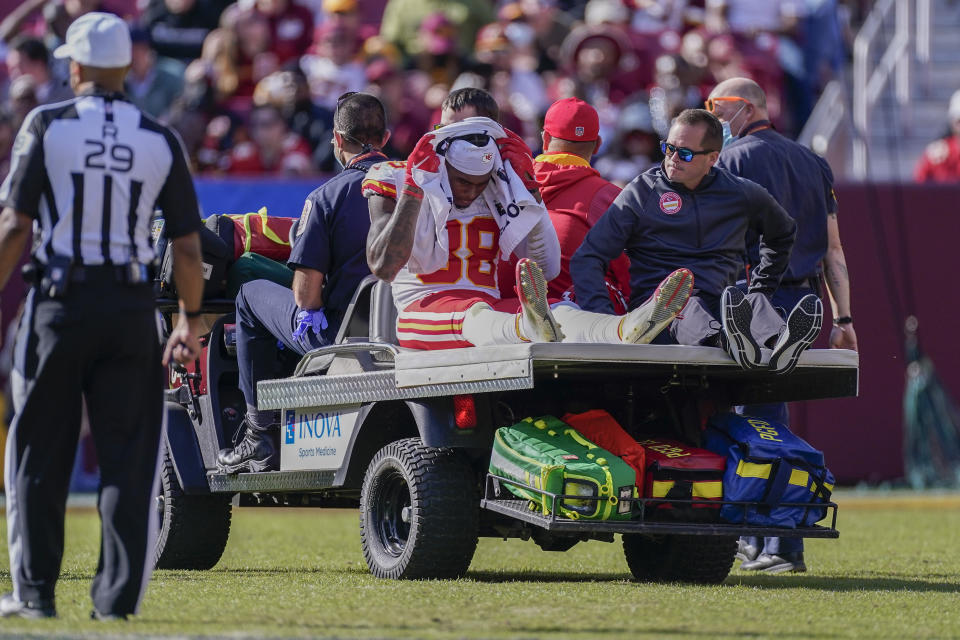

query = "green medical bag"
489;415;637;521
225;251;294;298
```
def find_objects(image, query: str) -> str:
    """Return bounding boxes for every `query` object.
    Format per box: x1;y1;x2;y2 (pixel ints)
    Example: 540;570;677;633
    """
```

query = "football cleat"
515;258;564;342
618;268;693;344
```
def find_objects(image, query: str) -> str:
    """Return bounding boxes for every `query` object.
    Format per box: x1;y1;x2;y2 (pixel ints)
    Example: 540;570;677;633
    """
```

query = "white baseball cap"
445;138;499;176
949;89;960;121
53;12;132;68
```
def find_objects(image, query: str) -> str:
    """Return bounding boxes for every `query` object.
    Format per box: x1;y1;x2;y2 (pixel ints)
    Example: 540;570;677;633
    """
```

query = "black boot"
216;423;278;473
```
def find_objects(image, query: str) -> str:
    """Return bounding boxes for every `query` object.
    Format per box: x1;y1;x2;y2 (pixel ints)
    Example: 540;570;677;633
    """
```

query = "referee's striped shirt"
0;88;201;265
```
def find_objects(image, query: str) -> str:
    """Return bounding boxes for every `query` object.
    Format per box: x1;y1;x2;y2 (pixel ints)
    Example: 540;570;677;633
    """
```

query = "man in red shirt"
533;97;631;309
914;89;960;183
225;104;313;175
254;0;314;65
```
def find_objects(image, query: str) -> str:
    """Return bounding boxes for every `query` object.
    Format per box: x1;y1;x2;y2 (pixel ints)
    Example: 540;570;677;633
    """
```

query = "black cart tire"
155;451;232;570
622;533;736;584
360;438;479;579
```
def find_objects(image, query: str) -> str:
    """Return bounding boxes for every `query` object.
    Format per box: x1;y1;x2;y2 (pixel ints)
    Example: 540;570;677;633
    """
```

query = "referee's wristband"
833;316;853;326
181;309;203;319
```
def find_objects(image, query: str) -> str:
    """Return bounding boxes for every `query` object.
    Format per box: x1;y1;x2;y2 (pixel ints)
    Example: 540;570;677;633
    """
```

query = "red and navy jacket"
532;152;630;301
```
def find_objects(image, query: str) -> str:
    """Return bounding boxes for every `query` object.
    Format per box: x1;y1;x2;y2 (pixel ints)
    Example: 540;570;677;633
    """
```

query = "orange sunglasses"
704;96;750;114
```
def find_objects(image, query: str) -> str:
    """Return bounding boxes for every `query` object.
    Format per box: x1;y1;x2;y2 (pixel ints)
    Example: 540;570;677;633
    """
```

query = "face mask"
332;136;345;169
720;103;748;149
721;120;734;149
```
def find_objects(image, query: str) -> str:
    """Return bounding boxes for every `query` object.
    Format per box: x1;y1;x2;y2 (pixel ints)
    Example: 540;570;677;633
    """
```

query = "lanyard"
346;150;387;169
740;120;772;137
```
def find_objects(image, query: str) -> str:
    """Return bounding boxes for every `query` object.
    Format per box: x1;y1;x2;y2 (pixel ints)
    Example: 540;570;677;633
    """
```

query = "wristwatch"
832;316;853;326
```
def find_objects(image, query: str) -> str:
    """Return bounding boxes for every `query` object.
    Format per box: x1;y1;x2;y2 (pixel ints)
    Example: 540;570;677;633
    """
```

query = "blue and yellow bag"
704;413;835;528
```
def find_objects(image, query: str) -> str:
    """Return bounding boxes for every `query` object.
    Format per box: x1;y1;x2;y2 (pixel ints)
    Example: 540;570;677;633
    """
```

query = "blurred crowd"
0;0;862;184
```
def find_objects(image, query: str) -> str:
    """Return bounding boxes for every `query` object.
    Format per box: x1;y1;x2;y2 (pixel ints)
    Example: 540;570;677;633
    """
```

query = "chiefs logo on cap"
481;152;494;163
659;192;682;214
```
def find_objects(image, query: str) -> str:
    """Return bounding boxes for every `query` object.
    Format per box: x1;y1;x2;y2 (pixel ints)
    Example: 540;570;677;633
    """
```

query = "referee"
0;14;204;619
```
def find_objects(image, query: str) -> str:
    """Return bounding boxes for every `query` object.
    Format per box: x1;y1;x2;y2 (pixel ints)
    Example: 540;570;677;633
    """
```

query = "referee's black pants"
5;277;163;615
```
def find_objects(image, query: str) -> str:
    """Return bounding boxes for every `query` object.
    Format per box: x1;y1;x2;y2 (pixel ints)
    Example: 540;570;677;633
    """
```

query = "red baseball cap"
543;97;600;141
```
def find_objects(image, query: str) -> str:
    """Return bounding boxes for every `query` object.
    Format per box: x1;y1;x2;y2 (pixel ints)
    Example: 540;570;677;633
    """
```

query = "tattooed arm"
823;212;858;351
366;186;423;282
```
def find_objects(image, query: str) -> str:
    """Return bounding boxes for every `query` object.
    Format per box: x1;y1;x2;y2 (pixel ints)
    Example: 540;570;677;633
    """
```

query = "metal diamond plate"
208;470;336;493
258;370;534;410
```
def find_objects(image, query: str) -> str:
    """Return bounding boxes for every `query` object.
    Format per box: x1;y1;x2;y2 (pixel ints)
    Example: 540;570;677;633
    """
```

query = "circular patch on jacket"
659;192;683;214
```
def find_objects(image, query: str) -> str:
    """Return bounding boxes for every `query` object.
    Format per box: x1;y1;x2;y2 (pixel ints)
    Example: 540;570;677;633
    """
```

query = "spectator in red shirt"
915;89;960;183
218;6;277;108
365;57;429;158
301;22;365;109
224;103;312;175
253;0;313;65
321;0;377;44
534;97;630;308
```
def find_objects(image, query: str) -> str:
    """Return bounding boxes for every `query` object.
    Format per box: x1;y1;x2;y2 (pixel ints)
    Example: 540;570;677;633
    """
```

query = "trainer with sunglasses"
572;108;822;374
708;77;857;575
216;92;390;474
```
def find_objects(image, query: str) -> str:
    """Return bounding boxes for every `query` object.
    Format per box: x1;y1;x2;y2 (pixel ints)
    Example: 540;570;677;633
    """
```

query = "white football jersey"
363;160;504;310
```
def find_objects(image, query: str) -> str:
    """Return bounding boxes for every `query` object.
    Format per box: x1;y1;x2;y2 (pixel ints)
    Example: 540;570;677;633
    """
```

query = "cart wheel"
623;533;736;584
155;449;232;570
360;438;479;579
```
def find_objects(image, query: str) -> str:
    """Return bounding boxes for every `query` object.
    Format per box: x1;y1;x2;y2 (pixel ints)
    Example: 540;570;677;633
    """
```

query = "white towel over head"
406;117;551;275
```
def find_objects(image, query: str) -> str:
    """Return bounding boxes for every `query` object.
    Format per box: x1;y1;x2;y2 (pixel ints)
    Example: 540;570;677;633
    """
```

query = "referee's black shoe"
216;422;278;473
0;593;56;619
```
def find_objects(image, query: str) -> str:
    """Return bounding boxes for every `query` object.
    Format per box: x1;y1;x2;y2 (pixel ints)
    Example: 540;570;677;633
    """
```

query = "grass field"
1;490;959;639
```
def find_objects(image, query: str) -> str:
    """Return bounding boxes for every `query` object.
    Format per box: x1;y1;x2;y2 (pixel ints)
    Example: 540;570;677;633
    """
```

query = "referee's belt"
23;262;155;286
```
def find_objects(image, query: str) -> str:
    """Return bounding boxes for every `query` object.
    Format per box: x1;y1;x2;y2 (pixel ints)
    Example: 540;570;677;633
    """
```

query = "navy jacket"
571;164;796;314
716;123;837;283
287;151;386;342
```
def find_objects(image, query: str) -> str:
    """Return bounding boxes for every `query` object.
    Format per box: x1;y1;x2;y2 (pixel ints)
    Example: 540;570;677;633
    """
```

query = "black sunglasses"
660;141;716;162
333;91;374;151
436;133;492;156
335;91;358;113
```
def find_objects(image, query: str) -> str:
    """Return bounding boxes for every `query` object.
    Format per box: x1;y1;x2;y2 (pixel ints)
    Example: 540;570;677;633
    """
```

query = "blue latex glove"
291;308;329;344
